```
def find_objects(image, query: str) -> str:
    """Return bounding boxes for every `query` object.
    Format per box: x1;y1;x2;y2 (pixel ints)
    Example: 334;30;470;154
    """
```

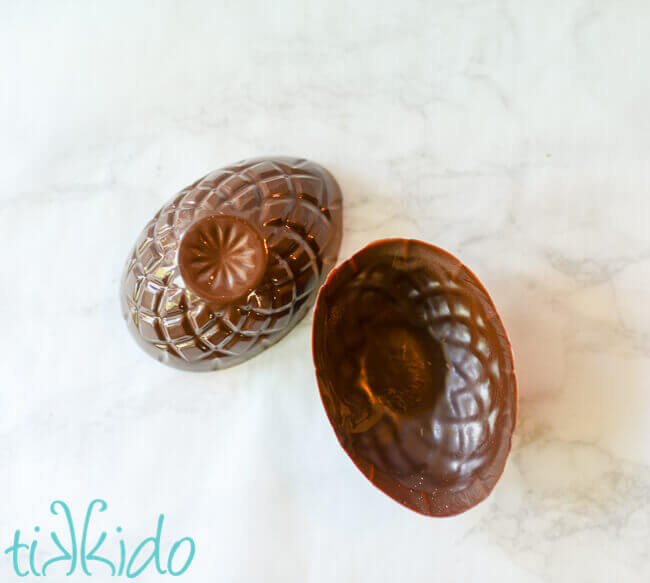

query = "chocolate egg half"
121;157;343;371
312;239;517;516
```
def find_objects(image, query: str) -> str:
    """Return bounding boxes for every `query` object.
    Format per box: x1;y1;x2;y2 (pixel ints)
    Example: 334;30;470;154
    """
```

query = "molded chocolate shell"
121;157;343;371
312;239;517;516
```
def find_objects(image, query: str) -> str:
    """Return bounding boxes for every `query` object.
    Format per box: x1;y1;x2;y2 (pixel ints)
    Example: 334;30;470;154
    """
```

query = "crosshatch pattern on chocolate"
121;157;343;371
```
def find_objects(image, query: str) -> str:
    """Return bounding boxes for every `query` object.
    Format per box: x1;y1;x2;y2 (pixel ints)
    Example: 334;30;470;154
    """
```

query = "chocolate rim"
312;238;518;517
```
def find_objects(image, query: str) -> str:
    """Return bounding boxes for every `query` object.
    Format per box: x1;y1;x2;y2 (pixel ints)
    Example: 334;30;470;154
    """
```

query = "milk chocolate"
312;239;517;516
121;157;343;371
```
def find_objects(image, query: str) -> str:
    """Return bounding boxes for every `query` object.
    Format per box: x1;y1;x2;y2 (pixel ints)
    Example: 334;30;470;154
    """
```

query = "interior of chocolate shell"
312;239;517;516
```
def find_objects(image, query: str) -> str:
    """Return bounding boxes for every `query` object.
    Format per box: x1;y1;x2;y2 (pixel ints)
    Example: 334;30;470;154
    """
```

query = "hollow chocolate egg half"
121;157;342;371
312;239;517;516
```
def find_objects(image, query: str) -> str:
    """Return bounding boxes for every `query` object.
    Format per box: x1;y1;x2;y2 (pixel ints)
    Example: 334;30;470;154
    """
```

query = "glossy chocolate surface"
121;157;343;371
178;215;269;306
312;239;517;516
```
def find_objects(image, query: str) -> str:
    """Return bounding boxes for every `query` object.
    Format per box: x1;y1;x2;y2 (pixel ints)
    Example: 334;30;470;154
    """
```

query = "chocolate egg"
121;157;343;371
312;239;517;516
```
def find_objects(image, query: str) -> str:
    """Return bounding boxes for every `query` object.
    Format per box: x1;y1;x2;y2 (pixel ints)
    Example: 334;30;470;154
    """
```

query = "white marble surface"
2;1;650;581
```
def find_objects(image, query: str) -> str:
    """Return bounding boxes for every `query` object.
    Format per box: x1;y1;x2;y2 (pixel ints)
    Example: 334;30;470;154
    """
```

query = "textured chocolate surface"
178;215;268;305
312;239;517;516
121;157;343;371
